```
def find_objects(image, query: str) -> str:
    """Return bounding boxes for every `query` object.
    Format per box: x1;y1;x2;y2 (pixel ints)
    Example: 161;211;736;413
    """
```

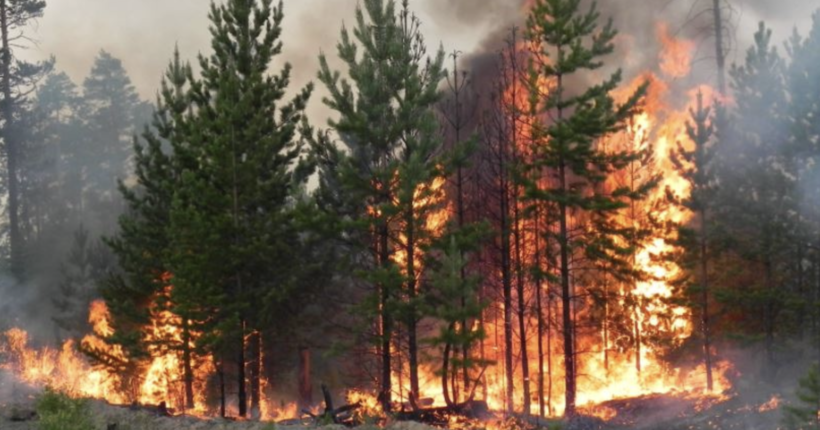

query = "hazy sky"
23;0;818;123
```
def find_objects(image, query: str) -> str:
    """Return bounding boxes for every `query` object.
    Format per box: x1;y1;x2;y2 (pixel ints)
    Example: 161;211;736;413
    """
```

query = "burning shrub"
35;387;95;430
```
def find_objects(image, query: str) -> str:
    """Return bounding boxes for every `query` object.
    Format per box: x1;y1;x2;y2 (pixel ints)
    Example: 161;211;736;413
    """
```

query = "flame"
448;16;733;418
757;395;780;412
0;291;302;420
657;22;695;79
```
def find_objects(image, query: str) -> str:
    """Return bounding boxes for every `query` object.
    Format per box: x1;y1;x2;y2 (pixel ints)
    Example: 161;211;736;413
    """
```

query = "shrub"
35;387;95;430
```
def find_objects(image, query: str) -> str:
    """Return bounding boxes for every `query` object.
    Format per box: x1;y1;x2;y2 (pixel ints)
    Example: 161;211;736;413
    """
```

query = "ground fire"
1;0;819;429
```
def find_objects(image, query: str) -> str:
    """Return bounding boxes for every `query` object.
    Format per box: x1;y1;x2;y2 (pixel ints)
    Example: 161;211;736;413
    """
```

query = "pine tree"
0;0;50;280
316;0;449;410
80;50;151;233
524;0;649;416
168;0;313;417
95;49;192;398
713;22;795;377
784;364;820;429
785;11;820;352
670;92;718;391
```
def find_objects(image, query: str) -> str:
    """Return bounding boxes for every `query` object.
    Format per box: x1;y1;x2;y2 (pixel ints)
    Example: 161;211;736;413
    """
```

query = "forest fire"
0;9;738;426
5;0;819;428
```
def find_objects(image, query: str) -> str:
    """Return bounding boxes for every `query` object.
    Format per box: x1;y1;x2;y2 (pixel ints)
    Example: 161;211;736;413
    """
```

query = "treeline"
0;0;150;335
1;0;820;421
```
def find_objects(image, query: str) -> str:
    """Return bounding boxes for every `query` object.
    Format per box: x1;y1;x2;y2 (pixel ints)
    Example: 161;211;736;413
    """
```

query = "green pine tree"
669;91;718;391
523;0;649;416
712;22;796;378
316;0;457;410
0;0;51;280
80;50;151;233
94;49;192;398
167;0;313;417
784;364;820;429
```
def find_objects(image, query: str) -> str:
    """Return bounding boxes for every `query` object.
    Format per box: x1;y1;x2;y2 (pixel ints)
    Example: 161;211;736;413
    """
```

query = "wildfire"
0;292;302;421
0;10;739;427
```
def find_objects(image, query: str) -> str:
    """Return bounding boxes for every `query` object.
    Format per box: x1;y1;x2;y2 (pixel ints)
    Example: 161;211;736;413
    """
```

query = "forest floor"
0;370;788;430
0;392;785;430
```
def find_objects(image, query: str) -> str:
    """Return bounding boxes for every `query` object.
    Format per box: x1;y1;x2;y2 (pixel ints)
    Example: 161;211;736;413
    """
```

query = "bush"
35;387;95;430
783;364;820;430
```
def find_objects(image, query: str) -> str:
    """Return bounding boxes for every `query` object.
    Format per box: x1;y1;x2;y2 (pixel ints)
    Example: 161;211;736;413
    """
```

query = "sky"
22;0;819;124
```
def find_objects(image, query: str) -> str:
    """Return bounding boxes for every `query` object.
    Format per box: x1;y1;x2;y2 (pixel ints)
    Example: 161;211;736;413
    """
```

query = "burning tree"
315;0;481;411
99;0;315;417
522;0;651;416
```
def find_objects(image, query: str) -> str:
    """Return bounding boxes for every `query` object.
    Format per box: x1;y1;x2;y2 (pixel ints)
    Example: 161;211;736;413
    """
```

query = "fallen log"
394;400;491;426
279;383;362;427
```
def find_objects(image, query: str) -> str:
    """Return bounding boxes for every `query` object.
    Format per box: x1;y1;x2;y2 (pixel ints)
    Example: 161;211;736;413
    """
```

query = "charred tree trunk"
712;0;727;94
219;360;226;418
700;209;713;391
182;319;195;411
250;331;261;417
764;259;775;379
238;318;247;417
535;205;545;418
406;203;420;408
514;206;530;416
501;156;515;414
379;221;393;412
442;325;454;407
299;347;312;410
0;0;21;281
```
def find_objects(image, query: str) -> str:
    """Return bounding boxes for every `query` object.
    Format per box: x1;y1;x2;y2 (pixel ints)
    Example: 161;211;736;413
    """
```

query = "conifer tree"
316;0;461;410
670;92;717;391
714;23;795;377
94;50;191;398
524;0;649;416
169;0;313;417
80;50;151;232
0;0;50;280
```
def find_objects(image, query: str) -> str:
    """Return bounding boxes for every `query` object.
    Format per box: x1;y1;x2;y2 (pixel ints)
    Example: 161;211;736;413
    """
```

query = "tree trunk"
406;203;420;408
250;330;261;418
514;206;530;416
501;157;515;414
379;222;393;412
442;327;454;407
238;318;247;417
182;319;195;411
219;360;226;418
535;205;545;418
700;208;713;391
712;0;727;95
0;0;21;281
558;164;575;416
299;347;312;410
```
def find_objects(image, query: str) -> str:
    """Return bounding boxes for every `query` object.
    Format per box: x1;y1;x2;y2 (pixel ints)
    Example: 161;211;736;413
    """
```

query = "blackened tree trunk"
250;331;261;417
182;319;195;410
712;0;727;94
380;223;393;411
407;202;420;407
238;317;247;417
701;209;713;391
299;347;312;410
